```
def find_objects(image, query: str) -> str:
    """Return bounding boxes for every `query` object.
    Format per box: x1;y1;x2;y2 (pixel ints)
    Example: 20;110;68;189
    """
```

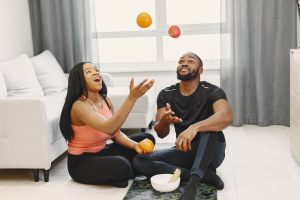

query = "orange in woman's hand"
139;138;154;153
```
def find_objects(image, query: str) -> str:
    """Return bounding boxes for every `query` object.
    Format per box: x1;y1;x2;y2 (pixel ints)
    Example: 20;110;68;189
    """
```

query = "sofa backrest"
0;54;44;97
31;50;68;95
101;72;114;87
0;50;68;98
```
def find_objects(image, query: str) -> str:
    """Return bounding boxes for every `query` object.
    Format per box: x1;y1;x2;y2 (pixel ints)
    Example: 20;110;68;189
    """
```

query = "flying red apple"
168;25;181;38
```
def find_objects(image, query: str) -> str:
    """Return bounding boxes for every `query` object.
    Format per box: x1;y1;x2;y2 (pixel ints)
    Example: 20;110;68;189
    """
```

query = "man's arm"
154;107;170;138
154;103;182;139
176;99;232;151
192;99;232;132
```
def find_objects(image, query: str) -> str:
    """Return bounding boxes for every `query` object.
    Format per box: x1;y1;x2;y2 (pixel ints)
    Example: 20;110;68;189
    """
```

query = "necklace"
86;98;103;111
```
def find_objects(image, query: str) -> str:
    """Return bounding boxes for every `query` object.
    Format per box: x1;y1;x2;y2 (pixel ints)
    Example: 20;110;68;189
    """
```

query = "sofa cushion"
0;55;44;97
31;50;67;95
101;72;114;87
0;71;7;98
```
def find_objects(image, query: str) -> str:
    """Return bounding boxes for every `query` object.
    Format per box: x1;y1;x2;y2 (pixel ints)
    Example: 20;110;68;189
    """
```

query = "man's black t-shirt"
157;81;227;142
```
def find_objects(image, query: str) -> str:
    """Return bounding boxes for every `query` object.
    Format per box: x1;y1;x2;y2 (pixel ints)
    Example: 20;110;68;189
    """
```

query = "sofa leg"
33;169;39;182
43;169;49;182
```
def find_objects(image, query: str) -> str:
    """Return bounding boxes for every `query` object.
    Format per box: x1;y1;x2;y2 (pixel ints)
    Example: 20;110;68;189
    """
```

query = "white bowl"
150;174;180;193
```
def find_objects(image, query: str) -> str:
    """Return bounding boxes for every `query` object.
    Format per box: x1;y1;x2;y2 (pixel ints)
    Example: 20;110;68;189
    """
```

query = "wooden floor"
1;125;300;200
218;125;300;200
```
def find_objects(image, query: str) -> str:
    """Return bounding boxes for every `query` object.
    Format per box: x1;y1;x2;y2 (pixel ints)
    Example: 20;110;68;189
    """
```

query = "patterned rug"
124;176;217;200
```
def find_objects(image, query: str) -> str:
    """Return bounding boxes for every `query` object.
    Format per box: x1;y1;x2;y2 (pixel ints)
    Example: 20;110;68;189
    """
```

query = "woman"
59;62;155;187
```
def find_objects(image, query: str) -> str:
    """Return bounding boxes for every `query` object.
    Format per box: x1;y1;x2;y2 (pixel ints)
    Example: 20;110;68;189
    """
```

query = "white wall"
0;0;33;62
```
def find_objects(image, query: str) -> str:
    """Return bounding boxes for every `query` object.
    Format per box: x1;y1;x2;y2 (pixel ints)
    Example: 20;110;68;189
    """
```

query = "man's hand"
161;103;182;124
154;103;182;139
175;126;197;152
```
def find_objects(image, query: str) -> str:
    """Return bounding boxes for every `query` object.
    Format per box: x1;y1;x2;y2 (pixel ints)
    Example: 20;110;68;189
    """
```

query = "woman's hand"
134;144;144;154
134;138;155;154
128;78;155;100
134;144;153;155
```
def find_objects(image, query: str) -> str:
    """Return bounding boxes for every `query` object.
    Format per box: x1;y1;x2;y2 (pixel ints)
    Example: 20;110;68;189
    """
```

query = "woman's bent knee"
114;156;133;180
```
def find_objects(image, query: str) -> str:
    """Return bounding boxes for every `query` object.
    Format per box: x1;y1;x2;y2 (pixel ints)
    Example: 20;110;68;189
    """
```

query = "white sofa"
0;51;157;182
0;51;68;182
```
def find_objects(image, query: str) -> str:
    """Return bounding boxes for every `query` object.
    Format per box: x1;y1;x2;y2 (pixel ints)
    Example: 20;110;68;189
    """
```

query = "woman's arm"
112;130;138;150
107;98;147;153
112;131;153;154
73;79;155;136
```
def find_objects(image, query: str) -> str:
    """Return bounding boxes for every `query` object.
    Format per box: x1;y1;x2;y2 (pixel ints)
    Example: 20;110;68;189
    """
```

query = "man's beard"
177;68;199;81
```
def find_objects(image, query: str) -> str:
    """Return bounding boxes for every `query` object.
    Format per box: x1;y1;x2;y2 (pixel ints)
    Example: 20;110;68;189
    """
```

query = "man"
133;52;232;200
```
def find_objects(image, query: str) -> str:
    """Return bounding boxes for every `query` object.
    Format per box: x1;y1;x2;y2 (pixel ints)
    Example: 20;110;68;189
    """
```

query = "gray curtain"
221;0;297;126
28;0;95;72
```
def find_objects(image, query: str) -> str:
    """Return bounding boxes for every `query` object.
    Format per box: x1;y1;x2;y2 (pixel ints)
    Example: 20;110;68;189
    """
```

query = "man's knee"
132;154;150;172
200;131;217;138
196;132;220;144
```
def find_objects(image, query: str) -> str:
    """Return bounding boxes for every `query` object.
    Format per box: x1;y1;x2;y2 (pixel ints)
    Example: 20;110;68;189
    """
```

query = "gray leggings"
133;132;225;180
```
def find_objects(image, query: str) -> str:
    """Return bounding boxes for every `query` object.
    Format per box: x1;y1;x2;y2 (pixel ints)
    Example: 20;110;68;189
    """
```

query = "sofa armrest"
101;72;114;87
0;98;51;168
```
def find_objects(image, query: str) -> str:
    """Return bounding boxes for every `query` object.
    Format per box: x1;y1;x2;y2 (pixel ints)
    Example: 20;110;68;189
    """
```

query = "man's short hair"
190;52;203;68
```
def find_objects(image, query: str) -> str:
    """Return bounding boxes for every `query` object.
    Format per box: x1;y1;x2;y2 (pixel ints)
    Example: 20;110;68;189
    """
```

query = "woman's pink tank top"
68;100;115;155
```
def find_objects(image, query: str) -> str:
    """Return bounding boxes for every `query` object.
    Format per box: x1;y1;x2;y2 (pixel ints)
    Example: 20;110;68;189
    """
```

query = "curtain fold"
221;0;297;126
29;0;95;72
